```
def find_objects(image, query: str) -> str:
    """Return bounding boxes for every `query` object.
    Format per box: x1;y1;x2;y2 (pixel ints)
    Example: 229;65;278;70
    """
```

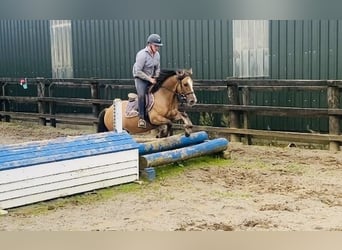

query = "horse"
97;68;197;138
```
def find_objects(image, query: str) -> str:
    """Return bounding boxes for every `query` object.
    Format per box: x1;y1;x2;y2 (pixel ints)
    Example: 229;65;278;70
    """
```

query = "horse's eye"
183;83;189;87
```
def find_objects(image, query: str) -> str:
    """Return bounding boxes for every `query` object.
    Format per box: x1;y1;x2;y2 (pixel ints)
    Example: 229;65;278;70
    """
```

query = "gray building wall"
70;20;233;79
1;20;342;80
0;20;51;78
270;20;342;80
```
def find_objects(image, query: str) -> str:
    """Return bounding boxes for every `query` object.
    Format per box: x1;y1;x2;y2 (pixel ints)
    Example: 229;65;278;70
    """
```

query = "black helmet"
147;34;163;46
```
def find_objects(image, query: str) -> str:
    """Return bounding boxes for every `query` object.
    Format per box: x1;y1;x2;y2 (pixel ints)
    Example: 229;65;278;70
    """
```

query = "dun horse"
97;69;197;138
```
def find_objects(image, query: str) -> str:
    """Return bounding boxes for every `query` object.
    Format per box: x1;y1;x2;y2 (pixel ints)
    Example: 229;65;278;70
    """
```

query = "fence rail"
1;77;342;150
223;79;342;151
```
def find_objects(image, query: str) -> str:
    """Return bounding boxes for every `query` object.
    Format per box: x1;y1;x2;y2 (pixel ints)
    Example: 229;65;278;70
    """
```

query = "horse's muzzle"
187;97;197;106
183;92;197;106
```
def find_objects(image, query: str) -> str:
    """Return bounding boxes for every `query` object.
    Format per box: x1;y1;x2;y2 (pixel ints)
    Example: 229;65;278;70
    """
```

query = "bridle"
160;75;195;103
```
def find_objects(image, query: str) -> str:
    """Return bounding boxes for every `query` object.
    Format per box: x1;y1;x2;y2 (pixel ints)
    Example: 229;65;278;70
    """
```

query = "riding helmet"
147;34;163;46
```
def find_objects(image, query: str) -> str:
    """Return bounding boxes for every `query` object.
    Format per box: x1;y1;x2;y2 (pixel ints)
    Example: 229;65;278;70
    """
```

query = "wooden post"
37;79;46;126
48;82;56;128
227;83;240;142
1;81;10;122
90;81;100;130
242;87;252;145
327;84;340;151
105;84;112;100
90;81;99;116
0;81;3;122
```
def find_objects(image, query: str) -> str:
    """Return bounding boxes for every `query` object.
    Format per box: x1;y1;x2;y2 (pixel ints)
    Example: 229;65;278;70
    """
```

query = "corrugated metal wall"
0;20;51;78
71;20;233;79
251;20;342;132
1;20;342;132
269;20;342;79
1;20;341;80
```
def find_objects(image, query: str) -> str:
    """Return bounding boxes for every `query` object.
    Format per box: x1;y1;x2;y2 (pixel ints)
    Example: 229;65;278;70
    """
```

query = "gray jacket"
132;47;160;81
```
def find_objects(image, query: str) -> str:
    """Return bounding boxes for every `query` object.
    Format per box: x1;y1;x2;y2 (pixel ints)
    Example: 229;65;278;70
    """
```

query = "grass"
212;190;252;199
272;163;307;174
155;155;231;179
7;183;143;216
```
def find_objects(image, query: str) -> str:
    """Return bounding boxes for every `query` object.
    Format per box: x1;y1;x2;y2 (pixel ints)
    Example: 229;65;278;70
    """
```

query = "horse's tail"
97;109;108;133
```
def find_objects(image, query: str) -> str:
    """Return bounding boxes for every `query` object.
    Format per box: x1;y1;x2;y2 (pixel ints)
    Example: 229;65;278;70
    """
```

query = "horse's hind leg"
167;123;173;136
97;109;108;133
156;123;173;138
156;124;168;138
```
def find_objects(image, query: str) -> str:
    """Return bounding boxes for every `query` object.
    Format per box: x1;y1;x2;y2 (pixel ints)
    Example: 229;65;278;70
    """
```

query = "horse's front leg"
174;111;193;137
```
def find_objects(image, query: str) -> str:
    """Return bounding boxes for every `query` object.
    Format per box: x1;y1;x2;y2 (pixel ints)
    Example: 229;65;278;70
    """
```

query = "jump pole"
138;131;209;155
139;137;229;169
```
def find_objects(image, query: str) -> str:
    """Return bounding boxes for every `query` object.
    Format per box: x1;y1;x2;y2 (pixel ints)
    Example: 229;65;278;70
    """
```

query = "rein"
160;78;194;98
160;85;187;103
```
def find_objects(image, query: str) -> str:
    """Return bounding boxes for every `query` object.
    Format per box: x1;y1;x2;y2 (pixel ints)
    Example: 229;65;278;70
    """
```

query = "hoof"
184;131;191;137
184;127;193;137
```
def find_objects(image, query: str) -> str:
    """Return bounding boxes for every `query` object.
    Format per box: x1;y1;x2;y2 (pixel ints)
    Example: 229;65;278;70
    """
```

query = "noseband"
160;77;194;103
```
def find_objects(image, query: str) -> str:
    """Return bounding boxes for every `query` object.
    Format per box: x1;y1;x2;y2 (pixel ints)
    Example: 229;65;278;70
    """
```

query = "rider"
132;33;163;128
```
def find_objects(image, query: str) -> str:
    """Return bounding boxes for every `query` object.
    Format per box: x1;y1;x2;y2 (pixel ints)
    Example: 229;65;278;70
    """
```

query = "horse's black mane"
151;69;178;93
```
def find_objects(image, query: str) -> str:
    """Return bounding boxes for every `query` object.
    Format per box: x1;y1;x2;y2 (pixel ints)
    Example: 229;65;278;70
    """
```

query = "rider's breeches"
134;78;150;119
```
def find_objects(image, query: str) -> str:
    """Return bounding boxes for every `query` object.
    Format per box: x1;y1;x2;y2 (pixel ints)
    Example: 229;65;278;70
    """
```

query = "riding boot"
138;118;146;128
138;95;147;128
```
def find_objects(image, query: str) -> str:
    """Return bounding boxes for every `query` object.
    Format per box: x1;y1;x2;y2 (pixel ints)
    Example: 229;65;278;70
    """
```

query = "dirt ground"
1;121;342;231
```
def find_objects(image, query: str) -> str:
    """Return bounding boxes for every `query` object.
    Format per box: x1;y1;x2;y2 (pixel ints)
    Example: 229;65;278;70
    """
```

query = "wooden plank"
0;143;139;209
4;104;342;122
0;149;138;185
0;132;133;154
1;166;138;200
173;124;342;143
0;131;130;150
226;79;342;86
244;86;327;91
0;132;139;170
182;104;342;117
0;96;111;105
0;143;139;169
0;96;38;102
0;111;99;121
0;175;137;209
193;85;228;91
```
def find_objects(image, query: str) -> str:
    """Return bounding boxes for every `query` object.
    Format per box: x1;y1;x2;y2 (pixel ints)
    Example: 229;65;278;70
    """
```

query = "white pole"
113;98;123;133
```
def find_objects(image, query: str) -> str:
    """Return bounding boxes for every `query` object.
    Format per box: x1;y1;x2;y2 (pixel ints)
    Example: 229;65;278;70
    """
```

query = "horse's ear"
176;69;185;77
183;68;192;76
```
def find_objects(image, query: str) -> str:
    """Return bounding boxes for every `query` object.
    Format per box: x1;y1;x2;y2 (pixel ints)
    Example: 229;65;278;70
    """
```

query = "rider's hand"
150;77;157;84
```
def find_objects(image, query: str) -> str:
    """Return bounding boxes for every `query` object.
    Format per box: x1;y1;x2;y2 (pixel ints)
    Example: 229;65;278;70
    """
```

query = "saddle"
125;92;155;118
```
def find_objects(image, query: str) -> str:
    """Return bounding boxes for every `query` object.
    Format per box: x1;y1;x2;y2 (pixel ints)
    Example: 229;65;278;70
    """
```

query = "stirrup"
138;119;146;128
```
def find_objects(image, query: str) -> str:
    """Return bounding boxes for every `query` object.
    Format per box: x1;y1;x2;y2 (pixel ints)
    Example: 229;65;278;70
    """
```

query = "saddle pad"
125;93;154;118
